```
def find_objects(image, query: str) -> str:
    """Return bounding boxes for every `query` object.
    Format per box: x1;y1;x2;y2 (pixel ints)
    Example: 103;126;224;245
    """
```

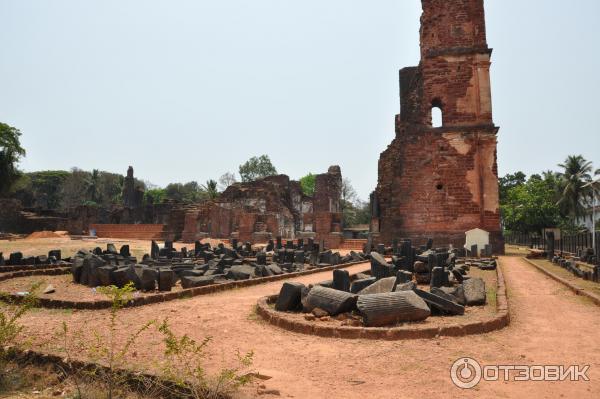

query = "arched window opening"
431;105;443;128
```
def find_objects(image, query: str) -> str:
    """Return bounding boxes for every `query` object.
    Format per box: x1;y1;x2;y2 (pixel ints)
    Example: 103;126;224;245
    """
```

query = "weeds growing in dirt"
156;319;254;399
42;281;255;399
57;283;156;399
0;283;40;391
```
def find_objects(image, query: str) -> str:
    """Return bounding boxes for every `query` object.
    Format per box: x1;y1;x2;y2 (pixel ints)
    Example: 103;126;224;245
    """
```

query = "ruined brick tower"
372;0;504;252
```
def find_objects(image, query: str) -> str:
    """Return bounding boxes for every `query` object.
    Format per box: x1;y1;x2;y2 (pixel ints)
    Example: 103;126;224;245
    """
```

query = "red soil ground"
7;256;600;398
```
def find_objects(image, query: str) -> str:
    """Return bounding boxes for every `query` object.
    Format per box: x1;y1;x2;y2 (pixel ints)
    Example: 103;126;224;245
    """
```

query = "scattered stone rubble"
70;237;363;292
551;256;600;283
0;250;66;268
275;240;497;327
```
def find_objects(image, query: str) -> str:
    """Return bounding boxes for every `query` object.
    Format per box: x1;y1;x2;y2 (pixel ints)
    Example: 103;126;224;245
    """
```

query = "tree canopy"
557;154;593;219
499;171;526;203
299;173;316;196
218;172;237;191
238;155;277;182
501;175;561;233
0;122;26;196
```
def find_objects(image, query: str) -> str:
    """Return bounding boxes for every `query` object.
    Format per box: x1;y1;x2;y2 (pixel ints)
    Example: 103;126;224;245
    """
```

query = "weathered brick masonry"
182;166;343;247
373;0;504;252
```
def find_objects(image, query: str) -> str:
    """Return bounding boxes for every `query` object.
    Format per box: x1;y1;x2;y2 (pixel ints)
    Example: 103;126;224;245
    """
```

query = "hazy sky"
1;0;599;199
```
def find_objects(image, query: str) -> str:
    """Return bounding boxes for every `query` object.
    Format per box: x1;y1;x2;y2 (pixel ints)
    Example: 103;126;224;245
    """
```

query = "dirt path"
14;257;600;398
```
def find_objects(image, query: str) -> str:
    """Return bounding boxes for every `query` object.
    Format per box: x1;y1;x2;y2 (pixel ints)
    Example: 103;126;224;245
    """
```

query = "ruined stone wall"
180;166;343;244
374;0;504;252
314;166;342;213
0;199;25;233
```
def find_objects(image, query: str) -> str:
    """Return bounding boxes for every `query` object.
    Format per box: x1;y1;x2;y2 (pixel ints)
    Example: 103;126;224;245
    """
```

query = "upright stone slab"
392;239;399;255
546;231;555;260
294;250;305;264
430;267;446;289
106;243;118;254
365;235;373;254
426;238;433;250
158;269;175;291
275;282;306;311
470;244;478;258
151;241;160;259
333;269;351;292
9;252;23;266
463;277;486;306
256;252;267;265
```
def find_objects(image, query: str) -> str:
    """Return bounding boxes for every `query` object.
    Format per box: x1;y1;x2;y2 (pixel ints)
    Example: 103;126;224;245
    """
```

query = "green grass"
528;258;600;296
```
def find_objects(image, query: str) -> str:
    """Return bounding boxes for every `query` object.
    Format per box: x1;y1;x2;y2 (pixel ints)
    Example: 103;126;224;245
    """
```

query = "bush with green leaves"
157;319;254;399
0;284;40;389
57;283;155;399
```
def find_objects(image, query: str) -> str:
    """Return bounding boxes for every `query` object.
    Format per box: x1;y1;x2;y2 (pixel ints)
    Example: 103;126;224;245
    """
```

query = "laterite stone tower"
372;0;504;252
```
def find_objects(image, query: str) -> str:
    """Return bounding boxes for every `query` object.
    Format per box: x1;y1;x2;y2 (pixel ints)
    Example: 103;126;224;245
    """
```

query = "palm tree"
87;169;100;203
203;179;219;200
557;155;593;220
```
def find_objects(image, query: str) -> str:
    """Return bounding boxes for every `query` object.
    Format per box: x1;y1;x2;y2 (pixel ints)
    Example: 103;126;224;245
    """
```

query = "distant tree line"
1;122;372;227
501;155;600;235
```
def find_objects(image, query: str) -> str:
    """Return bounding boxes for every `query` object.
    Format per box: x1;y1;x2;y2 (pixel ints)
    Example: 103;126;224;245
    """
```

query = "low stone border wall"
0;261;369;310
0;263;71;273
0;267;71;283
6;347;191;397
522;258;600;307
255;263;509;340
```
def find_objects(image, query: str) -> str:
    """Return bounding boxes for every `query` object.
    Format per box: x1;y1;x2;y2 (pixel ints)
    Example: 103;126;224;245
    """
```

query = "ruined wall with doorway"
373;0;504;252
181;166;343;246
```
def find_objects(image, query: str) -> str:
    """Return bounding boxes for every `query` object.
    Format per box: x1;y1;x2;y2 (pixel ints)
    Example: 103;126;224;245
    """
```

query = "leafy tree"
557;155;593;220
0;122;26;196
164;181;206;203
501;176;562;233
11;170;70;209
238;155;277;182
60;168;92;210
203;179;219;200
499;171;526;203
299;173;316;196
340;178;362;227
145;188;166;205
96;171;124;207
341;178;357;204
88;169;100;203
343;199;371;227
218;172;237;191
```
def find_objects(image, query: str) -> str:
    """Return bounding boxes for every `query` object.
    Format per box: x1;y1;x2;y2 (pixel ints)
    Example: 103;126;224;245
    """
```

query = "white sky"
1;0;599;199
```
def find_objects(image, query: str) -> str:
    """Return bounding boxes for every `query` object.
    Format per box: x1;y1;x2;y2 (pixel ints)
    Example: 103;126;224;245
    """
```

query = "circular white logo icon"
450;357;482;389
